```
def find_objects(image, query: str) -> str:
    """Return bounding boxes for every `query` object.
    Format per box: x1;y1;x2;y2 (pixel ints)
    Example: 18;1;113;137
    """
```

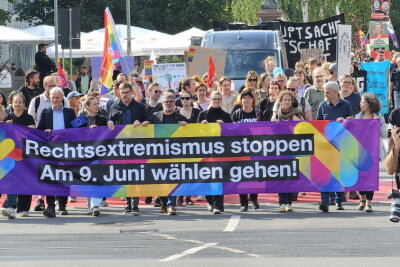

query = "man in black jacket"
108;82;147;215
144;93;187;215
18;70;43;108
37;87;76;218
35;43;57;88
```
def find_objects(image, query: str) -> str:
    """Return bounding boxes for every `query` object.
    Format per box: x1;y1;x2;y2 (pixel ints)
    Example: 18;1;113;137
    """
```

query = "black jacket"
37;107;76;130
75;75;93;93
148;111;188;124
35;51;56;77
79;114;108;128
197;107;232;123
108;99;147;125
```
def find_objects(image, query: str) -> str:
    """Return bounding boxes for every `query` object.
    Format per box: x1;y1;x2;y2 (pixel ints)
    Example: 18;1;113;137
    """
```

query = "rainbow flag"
99;7;125;95
357;29;368;45
188;48;196;62
57;60;67;87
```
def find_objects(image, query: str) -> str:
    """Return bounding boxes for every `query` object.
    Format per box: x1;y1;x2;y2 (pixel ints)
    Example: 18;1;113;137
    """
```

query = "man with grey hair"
143;93;187;215
37;86;76;218
316;81;354;212
304;68;327;119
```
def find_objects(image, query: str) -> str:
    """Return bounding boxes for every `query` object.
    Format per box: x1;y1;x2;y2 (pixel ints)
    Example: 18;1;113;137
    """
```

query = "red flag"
207;55;215;88
57;61;67;87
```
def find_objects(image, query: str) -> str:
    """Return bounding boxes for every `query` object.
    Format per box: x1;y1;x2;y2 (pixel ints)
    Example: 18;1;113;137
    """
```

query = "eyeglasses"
181;97;191;100
249;79;257;82
163;100;174;104
212;98;222;101
154;90;162;94
287;88;296;92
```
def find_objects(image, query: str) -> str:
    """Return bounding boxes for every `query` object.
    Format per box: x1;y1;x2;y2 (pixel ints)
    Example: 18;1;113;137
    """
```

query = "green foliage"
0;9;12;26
230;0;263;25
13;0;233;34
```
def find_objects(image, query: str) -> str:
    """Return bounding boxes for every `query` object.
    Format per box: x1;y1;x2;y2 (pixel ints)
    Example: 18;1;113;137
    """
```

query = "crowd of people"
1;46;400;220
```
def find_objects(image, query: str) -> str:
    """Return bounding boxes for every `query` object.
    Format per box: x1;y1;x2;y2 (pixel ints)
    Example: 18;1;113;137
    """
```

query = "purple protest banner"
0;120;379;197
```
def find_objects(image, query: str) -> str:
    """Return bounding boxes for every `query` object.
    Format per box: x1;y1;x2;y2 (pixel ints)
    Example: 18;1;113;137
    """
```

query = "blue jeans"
86;197;103;209
321;192;344;204
394;91;400;109
160;196;176;207
3;194;17;209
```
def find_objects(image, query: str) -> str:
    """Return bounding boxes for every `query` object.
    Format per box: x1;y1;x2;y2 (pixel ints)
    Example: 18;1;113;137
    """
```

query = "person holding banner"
79;97;109;216
37;87;77;218
355;93;386;212
1;93;35;219
272;90;304;212
316;81;354;212
231;90;260;212
197;91;232;214
144;93;188;215
108;82;147;215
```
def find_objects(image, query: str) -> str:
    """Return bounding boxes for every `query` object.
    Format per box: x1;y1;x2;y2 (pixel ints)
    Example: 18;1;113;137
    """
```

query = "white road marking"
223;215;241;232
159;242;217;262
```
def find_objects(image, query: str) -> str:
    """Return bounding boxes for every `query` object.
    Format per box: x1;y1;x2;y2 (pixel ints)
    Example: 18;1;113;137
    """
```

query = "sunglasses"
154;90;162;94
181;97;191;100
249;78;257;82
287;88;296;91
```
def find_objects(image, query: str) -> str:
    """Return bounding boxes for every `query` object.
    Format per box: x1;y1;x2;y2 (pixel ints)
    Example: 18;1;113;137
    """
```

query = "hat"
240;90;254;99
67;91;83;100
329;63;337;72
272;67;284;77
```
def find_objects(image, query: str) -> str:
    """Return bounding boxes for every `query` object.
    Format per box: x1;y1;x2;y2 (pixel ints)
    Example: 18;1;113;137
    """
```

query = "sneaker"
123;206;131;215
145;197;152;204
160;204;167;213
2;208;16;219
20;211;29;217
213;208;222;214
131;206;139;216
153;198;161;207
34;199;45;211
86;210;92;215
167;206;177;215
239;206;248;212
92;206;100;216
207;204;213;212
278;204;286;213
252;201;260;210
185;198;195;205
59;207;69;215
365;205;373;213
43;208;56;218
285;204;293;212
100;200;108;207
319;203;329;213
196;195;204;201
336;203;344;210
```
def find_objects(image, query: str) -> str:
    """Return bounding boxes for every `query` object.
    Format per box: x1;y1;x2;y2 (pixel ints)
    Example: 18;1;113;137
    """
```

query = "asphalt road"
1;166;399;266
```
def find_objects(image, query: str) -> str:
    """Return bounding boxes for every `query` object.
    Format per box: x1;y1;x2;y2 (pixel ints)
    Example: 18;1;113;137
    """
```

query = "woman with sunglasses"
197;91;232;214
219;76;236;114
272;90;304;212
2;93;35;219
232;90;261;211
176;91;200;206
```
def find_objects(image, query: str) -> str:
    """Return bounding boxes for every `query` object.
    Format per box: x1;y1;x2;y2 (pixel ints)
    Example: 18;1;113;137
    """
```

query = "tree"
0;9;12;26
12;0;233;34
230;0;263;25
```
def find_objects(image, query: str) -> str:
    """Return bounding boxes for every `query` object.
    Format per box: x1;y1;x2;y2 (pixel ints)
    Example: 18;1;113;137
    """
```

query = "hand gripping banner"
0;120;379;197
